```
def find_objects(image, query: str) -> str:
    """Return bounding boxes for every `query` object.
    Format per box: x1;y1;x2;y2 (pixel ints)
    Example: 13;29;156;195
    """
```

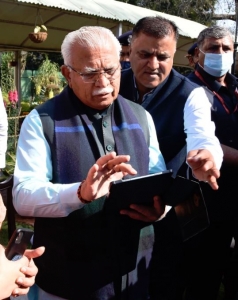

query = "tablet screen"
109;170;173;210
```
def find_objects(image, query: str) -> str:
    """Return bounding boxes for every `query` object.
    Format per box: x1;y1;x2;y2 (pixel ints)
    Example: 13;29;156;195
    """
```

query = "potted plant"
29;25;48;43
31;56;65;100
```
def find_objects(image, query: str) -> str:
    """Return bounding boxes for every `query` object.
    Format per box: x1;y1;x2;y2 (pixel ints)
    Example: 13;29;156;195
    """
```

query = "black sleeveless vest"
34;87;154;299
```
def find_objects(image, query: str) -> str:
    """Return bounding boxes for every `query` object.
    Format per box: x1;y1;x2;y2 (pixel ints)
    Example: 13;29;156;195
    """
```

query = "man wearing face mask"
184;26;238;300
117;30;132;70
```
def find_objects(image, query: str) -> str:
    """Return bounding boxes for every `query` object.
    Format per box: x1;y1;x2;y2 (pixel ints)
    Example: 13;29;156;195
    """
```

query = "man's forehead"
203;36;233;47
73;48;119;66
133;32;176;43
132;34;176;49
135;45;174;55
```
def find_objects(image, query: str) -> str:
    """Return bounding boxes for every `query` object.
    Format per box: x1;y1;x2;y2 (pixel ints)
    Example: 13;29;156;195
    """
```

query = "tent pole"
232;0;238;75
115;23;123;38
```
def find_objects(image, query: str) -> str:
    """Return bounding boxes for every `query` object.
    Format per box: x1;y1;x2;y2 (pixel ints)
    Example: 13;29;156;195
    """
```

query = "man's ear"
129;45;132;56
61;65;70;81
61;65;73;88
194;47;199;58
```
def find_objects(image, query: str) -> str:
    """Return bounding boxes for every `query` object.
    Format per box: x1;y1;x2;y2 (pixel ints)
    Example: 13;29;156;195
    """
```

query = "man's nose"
147;55;159;69
95;73;110;87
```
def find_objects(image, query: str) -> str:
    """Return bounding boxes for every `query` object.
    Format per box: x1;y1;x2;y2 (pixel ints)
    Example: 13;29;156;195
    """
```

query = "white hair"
61;26;121;65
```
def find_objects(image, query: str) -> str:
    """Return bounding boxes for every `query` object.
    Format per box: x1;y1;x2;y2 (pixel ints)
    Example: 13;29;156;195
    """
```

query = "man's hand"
120;195;170;222
186;149;220;190
80;152;137;202
12;247;45;297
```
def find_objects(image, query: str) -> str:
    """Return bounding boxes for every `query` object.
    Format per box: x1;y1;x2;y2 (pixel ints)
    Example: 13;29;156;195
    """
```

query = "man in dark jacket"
185;25;238;300
13;25;170;300
118;30;132;70
119;16;223;300
185;43;198;69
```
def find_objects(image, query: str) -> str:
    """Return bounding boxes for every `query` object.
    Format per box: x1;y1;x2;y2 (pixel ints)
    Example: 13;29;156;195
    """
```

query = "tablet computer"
164;176;209;241
109;172;209;241
109;169;173;210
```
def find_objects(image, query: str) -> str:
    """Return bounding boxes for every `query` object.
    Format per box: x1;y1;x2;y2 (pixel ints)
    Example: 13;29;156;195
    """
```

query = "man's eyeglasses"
66;64;121;83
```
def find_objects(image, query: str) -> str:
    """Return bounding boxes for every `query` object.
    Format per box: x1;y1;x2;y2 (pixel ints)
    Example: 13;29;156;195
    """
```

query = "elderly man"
185;25;238;300
13;26;169;300
119;16;223;299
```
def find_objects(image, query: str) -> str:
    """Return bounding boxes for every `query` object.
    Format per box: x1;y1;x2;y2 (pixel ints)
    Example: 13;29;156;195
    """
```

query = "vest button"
103;121;108;128
106;145;113;151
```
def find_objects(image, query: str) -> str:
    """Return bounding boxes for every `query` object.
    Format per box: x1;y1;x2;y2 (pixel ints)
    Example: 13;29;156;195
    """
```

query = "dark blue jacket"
188;65;238;220
119;68;200;167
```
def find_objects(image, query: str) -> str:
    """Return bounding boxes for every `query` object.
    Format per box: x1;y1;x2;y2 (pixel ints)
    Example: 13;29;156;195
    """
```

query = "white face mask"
200;49;234;77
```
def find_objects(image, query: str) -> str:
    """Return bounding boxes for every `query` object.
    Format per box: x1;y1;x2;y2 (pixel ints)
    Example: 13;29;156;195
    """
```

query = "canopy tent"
0;0;207;68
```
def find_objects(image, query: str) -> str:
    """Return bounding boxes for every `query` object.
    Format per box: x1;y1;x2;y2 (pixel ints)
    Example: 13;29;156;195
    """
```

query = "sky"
215;0;236;36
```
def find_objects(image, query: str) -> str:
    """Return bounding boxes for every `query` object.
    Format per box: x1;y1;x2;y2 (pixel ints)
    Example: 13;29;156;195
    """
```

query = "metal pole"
231;0;238;75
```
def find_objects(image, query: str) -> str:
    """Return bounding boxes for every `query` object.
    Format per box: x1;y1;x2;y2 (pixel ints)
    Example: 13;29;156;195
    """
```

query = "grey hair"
197;26;234;47
61;26;122;65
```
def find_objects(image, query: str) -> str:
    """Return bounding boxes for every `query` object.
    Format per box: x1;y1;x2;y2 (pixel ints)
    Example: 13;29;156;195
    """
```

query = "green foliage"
0;220;34;247
116;0;217;25
0;52;15;95
31;55;66;101
32;56;60;88
5;152;16;175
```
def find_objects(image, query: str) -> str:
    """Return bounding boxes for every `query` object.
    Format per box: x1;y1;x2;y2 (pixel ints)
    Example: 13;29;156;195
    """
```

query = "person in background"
185;43;198;69
185;25;238;300
0;88;45;299
119;16;223;300
118;30;132;70
13;25;170;300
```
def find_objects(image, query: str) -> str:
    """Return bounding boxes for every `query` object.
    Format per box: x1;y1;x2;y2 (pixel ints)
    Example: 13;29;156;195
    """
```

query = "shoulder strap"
166;145;187;178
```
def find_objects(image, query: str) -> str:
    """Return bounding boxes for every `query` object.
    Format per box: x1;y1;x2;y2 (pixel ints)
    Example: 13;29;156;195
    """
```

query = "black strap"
166;145;187;178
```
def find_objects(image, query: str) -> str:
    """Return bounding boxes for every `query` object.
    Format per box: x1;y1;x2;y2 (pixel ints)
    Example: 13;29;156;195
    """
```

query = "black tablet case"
109;170;209;241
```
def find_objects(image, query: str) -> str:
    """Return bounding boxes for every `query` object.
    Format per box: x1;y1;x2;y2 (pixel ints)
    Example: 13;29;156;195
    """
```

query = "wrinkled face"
197;36;234;68
120;45;130;61
129;33;176;95
61;43;121;110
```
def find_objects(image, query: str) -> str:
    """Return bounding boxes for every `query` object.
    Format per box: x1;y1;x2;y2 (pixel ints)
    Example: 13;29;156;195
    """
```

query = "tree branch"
211;13;236;21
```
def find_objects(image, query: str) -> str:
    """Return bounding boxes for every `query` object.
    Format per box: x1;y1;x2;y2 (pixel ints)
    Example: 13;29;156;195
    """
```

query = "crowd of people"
0;14;237;300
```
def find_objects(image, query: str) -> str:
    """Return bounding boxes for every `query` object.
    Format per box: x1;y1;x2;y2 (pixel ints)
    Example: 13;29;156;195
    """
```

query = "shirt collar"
197;64;238;93
196;64;221;93
133;73;169;103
